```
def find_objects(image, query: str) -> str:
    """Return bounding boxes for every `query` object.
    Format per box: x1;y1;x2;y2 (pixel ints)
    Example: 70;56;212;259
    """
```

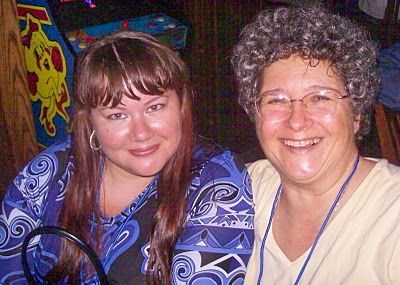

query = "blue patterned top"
0;135;254;284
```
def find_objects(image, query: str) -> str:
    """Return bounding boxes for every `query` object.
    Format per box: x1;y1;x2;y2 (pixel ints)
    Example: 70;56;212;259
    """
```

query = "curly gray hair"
231;5;380;140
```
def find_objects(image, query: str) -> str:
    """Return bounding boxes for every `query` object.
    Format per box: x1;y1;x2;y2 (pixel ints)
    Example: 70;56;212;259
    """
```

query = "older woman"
232;5;400;285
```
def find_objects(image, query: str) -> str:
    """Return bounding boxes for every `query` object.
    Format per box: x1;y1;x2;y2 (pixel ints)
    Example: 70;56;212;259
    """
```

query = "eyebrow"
304;85;342;93
144;94;168;104
98;105;124;111
259;88;284;96
98;94;168;111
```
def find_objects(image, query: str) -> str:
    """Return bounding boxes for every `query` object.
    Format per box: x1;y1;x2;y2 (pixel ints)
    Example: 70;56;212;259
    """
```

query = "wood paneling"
375;103;400;166
174;1;267;154
0;0;39;199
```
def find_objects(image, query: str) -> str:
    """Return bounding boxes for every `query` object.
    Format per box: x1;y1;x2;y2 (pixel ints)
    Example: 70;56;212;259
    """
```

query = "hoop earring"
89;130;101;151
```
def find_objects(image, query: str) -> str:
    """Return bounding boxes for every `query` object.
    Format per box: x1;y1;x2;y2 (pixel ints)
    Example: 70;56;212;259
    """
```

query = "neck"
280;151;361;210
100;161;155;216
274;154;376;261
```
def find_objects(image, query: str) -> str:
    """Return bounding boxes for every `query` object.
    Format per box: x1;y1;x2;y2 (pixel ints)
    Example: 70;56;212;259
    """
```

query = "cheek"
96;126;128;149
140;113;183;146
171;118;184;154
90;113;130;149
163;117;183;141
335;110;356;136
256;119;277;144
337;104;357;129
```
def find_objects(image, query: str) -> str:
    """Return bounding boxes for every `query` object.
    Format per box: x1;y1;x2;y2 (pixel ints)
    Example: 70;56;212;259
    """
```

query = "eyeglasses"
254;90;349;120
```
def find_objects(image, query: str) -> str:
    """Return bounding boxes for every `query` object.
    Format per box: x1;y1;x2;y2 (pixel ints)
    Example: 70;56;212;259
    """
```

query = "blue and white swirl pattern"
14;153;57;218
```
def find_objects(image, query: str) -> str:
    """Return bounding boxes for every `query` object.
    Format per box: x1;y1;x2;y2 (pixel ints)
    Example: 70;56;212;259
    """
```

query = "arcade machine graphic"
16;0;187;149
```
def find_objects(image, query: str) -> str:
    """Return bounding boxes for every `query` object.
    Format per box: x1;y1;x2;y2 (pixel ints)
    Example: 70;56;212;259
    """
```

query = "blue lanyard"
257;154;360;285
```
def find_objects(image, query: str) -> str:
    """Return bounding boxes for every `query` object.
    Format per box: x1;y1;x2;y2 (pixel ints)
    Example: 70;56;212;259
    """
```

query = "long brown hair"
46;31;194;284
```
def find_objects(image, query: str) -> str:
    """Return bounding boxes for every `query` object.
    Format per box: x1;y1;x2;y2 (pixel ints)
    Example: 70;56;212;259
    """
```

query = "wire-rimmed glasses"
254;90;349;120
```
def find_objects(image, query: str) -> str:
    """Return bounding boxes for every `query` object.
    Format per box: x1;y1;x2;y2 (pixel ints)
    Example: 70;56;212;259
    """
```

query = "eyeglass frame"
253;90;350;120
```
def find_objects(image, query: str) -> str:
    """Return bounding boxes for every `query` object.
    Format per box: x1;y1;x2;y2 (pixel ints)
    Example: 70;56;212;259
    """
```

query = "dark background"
2;0;398;198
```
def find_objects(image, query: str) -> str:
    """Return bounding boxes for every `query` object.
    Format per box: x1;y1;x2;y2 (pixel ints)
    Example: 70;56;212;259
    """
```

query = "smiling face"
256;56;360;186
90;89;182;180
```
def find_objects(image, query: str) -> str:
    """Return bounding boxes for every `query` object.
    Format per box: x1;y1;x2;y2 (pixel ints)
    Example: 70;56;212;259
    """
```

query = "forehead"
261;56;345;93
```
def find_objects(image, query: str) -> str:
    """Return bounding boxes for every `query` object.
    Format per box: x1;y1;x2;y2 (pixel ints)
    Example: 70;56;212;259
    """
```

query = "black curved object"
21;226;109;285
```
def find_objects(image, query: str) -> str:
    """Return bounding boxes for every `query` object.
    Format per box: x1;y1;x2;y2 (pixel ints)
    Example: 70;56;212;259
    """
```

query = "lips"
283;138;321;148
129;144;159;156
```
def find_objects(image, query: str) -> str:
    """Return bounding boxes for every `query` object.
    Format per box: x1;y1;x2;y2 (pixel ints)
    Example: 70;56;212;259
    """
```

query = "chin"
134;164;165;177
280;162;322;182
295;164;327;180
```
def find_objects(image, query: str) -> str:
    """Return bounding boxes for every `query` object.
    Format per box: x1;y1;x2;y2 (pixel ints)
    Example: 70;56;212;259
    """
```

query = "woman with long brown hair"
0;31;254;284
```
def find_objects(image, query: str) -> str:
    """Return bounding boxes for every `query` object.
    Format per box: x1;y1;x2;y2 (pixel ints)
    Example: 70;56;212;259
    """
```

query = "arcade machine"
16;0;188;149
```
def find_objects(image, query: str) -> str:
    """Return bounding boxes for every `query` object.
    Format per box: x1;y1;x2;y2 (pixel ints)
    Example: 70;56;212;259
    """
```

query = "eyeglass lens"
255;91;346;120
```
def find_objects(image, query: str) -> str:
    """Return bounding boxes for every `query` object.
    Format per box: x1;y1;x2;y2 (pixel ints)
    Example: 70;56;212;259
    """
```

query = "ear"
353;113;361;134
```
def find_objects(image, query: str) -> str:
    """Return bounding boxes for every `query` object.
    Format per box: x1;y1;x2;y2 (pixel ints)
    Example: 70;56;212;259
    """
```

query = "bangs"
77;37;186;109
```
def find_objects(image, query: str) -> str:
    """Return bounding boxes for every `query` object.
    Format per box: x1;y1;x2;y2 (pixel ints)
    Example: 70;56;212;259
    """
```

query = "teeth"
283;138;320;147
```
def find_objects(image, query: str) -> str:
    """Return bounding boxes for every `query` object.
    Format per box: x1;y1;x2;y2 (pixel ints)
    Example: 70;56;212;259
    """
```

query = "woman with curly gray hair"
232;5;400;285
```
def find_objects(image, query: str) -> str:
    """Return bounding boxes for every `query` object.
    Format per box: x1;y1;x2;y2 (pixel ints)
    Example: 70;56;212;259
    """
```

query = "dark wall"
168;1;329;156
170;1;269;155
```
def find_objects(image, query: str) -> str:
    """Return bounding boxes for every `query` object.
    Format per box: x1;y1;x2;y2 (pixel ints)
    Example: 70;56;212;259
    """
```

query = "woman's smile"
129;144;160;156
282;138;321;148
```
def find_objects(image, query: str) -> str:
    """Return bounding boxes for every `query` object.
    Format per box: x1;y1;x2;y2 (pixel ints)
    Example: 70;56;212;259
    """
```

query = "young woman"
0;31;254;284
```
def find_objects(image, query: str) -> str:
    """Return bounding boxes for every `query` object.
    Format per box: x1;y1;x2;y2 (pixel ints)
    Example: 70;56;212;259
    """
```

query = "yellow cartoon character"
21;13;70;137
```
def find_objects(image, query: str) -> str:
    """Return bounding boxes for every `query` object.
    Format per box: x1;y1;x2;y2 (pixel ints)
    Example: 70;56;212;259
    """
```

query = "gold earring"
89;130;101;151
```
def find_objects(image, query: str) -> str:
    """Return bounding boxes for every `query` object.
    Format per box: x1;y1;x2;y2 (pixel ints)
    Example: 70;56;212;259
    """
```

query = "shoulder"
15;134;72;180
365;158;400;186
355;158;400;218
376;159;400;177
247;159;279;187
360;159;400;201
3;135;73;218
174;144;254;282
192;136;242;168
15;135;73;187
187;141;252;211
41;134;73;155
191;142;248;187
25;135;73;171
247;159;276;176
246;159;280;203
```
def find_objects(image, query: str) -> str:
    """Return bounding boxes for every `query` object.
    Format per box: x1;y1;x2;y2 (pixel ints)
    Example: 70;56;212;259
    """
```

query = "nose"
285;101;313;131
129;116;154;142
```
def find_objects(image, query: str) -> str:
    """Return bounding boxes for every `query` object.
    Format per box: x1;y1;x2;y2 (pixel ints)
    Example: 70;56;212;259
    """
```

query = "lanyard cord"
256;184;282;285
257;153;360;285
